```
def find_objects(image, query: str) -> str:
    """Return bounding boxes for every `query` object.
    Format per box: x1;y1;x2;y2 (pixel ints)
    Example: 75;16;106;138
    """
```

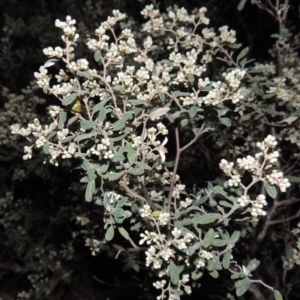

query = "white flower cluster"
219;159;234;175
87;138;114;159
236;155;257;171
196;250;213;268
158;212;170;226
285;128;300;149
153;279;166;289
76;216;90;226
140;230;166;246
220;135;291;220
48;105;61;118
43;46;64;58
106;191;122;204
198;69;245;106
140;227;195;272
219;25;236;44
55;15;79;43
171;227;195;251
85;238;102;256
223;69;246;90
256;135;277;150
266;170;291;192
180;197;193;208
145;244;173;269
139;204;152;218
266;75;300;107
67;58;89;72
237;194;267;218
34;66;51;89
172;184;186;199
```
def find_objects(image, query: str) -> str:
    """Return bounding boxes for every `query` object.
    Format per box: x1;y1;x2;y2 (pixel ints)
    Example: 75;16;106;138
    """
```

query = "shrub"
3;0;300;299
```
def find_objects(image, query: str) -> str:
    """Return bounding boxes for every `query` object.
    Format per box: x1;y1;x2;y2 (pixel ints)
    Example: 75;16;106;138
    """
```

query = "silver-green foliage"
10;1;300;299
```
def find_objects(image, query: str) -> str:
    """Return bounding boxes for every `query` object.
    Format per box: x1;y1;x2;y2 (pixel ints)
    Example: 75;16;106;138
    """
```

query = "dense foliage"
1;0;300;299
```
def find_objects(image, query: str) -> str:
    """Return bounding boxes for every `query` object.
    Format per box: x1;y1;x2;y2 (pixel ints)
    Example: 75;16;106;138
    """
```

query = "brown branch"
167;124;210;229
120;182;157;211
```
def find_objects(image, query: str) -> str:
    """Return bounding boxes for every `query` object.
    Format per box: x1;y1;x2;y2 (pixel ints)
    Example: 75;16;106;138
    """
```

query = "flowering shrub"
3;0;300;299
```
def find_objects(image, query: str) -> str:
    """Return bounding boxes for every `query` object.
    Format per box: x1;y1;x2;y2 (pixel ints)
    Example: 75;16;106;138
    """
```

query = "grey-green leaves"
235;278;251;296
105;226;114;241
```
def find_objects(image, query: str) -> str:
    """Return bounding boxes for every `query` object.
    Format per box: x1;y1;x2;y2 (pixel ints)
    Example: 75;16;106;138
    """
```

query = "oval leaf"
235;278;251;296
264;181;277;199
85;180;95;202
62;93;78;106
105;226;114;241
203;229;215;248
118;227;129;240
222;252;231;269
195;213;221;224
274;290;283;300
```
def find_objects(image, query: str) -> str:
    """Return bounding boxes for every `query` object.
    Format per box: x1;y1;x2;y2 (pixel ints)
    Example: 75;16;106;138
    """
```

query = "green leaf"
112;153;125;162
219;201;232;208
237;47;249;62
169;262;183;285
112;208;124;218
230;231;241;244
209;270;219;278
149;107;170;118
105;226;114;241
203;229;215;248
264;181;277;199
219;117;231;127
112;119;126;131
247;258;260;272
188;242;201;255
286;247;294;260
43;143;49;154
67;115;78;125
286;176;300;183
171;289;184;296
212;239;227;247
80;120;97;130
235;278;251;296
240;113;252;122
95;163;109;175
85;180;95;202
128;168;144;176
94;51;102;62
62;93;78;106
97;107;107;122
238;0;247;11
189;106;198;118
180;119;189;127
58;111;67;129
195;213;220;224
77;70;93;80
128;151;137;165
108;172;123;181
271;33;280;39
118;227;129;240
93;98;110;114
188;75;195;84
214;186;236;202
74;132;95;142
228;43;242;49
158;92;166;102
116;197;128;208
222;252;231;269
111;131;129;142
274;290;283;300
